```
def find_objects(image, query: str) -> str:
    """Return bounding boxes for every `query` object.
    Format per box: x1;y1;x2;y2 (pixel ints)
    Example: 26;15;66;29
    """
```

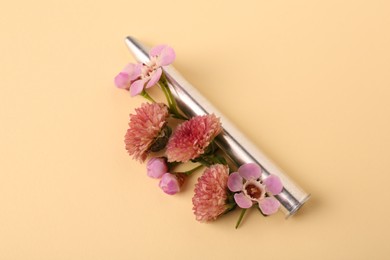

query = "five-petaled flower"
114;45;175;97
228;163;283;215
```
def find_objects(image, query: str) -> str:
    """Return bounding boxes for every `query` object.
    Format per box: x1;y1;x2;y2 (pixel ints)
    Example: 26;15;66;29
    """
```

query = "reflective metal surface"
125;36;310;217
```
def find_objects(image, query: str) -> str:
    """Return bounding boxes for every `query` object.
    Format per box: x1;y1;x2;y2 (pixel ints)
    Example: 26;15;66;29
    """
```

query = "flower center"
141;57;159;78
245;183;262;199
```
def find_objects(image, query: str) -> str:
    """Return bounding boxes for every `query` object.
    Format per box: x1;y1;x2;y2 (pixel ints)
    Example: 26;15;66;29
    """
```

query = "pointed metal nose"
125;36;151;64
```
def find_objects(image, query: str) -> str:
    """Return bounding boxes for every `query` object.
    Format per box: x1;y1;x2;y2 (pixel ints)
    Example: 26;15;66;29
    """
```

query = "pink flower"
124;103;169;162
159;173;185;195
192;164;229;222
227;163;283;215
166;114;222;162
130;45;176;97
114;63;142;90
147;157;168;179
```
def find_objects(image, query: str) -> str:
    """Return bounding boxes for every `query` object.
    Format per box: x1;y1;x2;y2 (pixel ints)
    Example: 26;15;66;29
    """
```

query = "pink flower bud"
159;173;181;195
146;157;168;179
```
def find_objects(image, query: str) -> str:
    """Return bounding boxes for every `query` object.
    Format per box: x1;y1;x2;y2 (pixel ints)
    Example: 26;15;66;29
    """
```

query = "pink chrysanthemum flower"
124;103;169;162
192;164;229;222
166;114;222;162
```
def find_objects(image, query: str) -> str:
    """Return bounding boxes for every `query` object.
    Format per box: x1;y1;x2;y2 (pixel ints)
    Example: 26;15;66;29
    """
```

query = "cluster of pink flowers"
115;44;283;227
228;163;283;215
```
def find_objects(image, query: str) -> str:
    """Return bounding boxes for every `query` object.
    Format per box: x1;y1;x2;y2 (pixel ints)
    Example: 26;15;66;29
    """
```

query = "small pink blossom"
159;173;184;195
124;103;169;162
130;45;176;96
192;164;229;222
114;63;142;90
228;163;283;215
166;114;222;162
147;157;168;179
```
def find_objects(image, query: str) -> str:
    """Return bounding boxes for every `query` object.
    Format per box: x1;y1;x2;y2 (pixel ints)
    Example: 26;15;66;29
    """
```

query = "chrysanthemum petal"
258;197;280;215
227;172;243;192
263;175;283;195
238;163;262;180
146;67;162;88
234;192;253;209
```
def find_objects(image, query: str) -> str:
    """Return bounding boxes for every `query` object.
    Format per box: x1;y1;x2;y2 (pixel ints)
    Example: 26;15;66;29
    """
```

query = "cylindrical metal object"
125;36;310;217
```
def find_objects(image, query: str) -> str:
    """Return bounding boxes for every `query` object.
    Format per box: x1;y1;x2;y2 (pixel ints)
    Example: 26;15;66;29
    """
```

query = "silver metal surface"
125;36;310;217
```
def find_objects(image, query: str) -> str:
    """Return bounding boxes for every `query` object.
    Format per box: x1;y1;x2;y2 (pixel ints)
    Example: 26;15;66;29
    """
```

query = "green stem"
167;161;181;172
193;153;227;167
183;164;203;176
141;90;156;103
235;208;247;229
159;74;187;120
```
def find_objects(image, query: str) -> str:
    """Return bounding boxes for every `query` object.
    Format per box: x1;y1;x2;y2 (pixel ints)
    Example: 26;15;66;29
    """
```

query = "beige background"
1;0;390;259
